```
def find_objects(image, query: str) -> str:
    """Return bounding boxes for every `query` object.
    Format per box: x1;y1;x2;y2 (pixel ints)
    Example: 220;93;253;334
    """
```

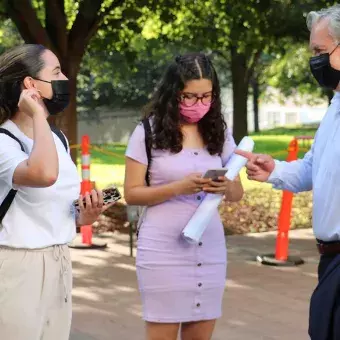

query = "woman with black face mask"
0;44;104;340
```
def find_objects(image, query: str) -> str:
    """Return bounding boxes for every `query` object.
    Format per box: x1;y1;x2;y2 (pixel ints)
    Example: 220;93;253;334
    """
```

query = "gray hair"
307;4;340;41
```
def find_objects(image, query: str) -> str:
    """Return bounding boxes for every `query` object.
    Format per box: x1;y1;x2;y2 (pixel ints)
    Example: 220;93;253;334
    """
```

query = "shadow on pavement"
70;229;318;340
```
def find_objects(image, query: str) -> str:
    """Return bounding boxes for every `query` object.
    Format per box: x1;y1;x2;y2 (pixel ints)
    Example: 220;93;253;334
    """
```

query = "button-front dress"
126;122;236;322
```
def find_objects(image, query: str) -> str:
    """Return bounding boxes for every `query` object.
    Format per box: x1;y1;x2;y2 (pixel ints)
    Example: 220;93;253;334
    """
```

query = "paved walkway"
70;229;318;340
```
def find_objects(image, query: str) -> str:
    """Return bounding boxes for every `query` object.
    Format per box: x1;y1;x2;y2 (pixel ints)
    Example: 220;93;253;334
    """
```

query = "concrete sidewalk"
70;229;318;340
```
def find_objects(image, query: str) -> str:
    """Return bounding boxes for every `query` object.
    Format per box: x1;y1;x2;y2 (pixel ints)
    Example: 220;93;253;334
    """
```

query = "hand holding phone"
176;173;211;195
202;169;228;182
74;186;121;212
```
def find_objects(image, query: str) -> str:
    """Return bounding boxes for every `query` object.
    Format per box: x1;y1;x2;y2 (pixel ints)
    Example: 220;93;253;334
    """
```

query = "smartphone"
202;169;228;181
73;186;121;211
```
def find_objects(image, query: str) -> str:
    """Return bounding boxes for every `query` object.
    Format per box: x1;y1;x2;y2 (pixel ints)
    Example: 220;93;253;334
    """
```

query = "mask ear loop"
330;43;340;56
33;78;51;84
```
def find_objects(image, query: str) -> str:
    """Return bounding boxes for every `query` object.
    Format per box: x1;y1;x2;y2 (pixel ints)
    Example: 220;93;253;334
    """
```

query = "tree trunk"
231;47;249;144
251;75;260;133
7;0;112;164
49;58;80;163
59;75;78;162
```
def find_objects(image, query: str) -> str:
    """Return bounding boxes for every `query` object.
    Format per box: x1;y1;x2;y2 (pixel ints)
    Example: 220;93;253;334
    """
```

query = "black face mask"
310;45;340;90
34;79;70;115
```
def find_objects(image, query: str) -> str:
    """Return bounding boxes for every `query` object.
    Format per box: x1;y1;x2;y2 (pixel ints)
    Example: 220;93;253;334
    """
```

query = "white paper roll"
225;137;255;180
181;136;254;244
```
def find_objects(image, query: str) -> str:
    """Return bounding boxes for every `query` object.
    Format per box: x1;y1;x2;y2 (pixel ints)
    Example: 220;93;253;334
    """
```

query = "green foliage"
1;0;338;123
77;1;195;111
77;40;182;111
0;19;22;51
259;0;338;104
263;43;326;104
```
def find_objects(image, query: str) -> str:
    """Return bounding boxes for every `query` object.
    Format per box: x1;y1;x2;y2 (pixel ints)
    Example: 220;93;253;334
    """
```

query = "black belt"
316;239;340;255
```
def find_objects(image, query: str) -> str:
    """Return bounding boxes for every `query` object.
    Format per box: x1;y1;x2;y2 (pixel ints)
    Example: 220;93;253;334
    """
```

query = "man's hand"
235;150;276;182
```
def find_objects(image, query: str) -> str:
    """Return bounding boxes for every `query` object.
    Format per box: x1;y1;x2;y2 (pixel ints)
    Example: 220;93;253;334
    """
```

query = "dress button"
198;242;202;246
198;283;202;287
196;303;201;307
197;195;201;201
197;263;202;267
194;152;198;155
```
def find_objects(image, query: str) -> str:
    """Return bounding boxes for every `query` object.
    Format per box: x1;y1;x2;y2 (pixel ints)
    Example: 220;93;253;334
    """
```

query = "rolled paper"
182;194;223;244
181;136;255;244
224;136;255;180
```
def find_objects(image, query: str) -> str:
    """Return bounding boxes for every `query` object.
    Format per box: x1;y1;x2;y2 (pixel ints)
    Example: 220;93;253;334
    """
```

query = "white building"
221;87;329;133
78;87;329;144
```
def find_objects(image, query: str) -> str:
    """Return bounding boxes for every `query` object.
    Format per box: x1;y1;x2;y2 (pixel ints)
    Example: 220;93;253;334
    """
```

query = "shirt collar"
331;91;340;104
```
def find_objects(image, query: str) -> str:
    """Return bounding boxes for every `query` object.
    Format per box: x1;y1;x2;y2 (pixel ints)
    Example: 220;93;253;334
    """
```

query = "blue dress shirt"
268;92;340;241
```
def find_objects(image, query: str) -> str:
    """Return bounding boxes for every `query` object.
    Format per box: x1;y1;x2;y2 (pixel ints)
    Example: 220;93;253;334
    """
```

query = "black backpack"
0;125;68;223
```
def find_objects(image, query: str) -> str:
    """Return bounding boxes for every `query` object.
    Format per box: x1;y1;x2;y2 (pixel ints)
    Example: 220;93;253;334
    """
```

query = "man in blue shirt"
237;5;340;340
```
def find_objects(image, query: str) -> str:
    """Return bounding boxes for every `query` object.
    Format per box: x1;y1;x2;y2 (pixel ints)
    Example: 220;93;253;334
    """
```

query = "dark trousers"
309;254;340;340
318;254;337;281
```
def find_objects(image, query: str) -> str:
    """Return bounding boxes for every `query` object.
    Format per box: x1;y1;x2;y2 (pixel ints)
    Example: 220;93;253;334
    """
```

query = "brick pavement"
70;229;318;340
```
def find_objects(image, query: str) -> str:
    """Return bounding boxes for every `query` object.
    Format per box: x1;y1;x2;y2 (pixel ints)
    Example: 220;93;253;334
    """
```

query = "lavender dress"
126;123;236;323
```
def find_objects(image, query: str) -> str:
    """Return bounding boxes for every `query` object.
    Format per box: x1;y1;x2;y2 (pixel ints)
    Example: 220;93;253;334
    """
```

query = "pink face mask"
179;101;211;123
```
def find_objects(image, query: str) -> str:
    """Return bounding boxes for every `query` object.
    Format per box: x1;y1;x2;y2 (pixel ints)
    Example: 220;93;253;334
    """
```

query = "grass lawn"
76;125;318;191
250;125;317;137
76;145;126;190
251;125;316;160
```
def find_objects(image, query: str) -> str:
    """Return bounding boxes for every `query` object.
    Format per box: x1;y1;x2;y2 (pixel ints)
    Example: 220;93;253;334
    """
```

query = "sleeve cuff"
267;160;284;188
9;156;29;190
125;152;148;166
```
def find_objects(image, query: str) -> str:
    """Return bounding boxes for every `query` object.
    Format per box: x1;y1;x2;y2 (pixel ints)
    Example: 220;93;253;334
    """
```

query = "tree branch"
45;0;67;58
68;0;124;57
6;0;53;48
211;50;229;61
248;50;261;73
87;0;126;42
0;9;7;18
245;49;261;84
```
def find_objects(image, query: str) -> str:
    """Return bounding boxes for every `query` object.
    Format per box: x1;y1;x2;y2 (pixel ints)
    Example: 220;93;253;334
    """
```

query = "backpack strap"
136;119;152;238
0;125;68;224
0;128;25;152
0;128;25;224
0;189;17;224
142;118;152;186
50;124;68;152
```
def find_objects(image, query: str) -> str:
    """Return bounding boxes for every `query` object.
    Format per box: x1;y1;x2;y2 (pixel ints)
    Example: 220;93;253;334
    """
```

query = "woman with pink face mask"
124;53;244;340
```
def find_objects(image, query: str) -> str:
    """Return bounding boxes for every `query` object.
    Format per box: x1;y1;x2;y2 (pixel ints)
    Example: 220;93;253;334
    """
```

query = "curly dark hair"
143;52;227;155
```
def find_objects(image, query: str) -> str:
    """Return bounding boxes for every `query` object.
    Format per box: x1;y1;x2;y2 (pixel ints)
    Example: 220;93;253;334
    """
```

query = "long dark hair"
0;44;47;124
143;52;227;155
